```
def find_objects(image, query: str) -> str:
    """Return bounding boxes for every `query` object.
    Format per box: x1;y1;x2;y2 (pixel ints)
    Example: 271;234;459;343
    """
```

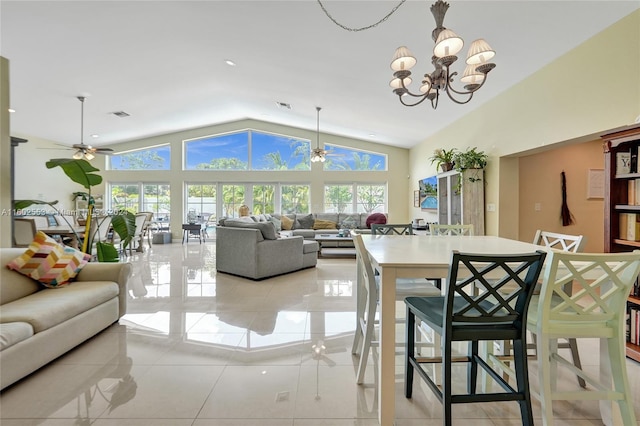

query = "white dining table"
360;234;550;425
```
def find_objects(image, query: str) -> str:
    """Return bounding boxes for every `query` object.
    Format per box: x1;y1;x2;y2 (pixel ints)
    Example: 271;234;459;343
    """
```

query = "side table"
182;223;204;244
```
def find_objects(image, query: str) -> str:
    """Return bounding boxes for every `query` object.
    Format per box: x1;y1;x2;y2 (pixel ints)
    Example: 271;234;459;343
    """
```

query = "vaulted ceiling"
2;1;638;149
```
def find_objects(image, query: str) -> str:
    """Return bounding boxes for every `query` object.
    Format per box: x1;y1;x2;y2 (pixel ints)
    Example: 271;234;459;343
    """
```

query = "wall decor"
587;168;604;199
419;176;438;211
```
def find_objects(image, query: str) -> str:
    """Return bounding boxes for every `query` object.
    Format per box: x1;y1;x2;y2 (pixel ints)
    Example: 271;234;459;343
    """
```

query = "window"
111;184;140;213
186;132;249;170
251;131;310;171
325;183;386;213
252;184;275;214
186;184;217;223
324;184;353;213
109;145;170;170
221;184;245;217
323;144;386;171
281;185;310;214
109;182;171;220
184;130;311;171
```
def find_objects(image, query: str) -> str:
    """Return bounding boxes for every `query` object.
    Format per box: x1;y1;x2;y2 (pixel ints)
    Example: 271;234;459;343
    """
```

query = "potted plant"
452;147;488;186
429;148;457;172
14;158;135;262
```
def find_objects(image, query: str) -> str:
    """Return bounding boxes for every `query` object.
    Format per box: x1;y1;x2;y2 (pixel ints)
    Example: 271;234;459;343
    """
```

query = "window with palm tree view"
109;145;170;170
322;144;386;171
325;184;385;213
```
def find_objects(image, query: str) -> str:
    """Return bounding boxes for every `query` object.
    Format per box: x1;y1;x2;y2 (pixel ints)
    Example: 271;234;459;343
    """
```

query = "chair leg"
606;333;637;425
537;333;555;426
512;338;534;426
356;301;377;384
567;338;586;388
442;333;453;426
404;306;415;398
468;340;478;394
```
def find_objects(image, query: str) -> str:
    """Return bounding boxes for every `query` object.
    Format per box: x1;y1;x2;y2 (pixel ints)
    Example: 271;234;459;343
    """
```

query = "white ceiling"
2;1;638;150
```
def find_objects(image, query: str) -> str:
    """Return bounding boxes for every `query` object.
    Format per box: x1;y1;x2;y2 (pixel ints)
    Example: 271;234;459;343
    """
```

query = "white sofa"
0;248;132;390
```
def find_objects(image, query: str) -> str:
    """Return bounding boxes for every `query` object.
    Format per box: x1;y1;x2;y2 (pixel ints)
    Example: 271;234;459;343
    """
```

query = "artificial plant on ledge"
15;158;135;262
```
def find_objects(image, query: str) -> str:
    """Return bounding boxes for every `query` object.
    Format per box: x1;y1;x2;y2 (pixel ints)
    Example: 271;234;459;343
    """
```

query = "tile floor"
1;239;639;425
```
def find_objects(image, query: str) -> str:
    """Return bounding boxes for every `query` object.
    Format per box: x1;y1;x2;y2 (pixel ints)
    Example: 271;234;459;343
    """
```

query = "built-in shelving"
602;123;640;362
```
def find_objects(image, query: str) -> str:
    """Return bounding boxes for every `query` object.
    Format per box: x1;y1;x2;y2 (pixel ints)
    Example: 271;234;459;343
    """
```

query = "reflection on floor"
1;240;639;425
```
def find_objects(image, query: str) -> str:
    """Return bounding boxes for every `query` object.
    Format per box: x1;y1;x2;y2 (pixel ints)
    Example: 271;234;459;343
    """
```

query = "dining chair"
371;223;413;235
138;211;154;246
130;213;149;254
530;250;640;425
429;223;474;236
495;230;587;387
405;250;547;426
13;218;37;247
351;233;440;384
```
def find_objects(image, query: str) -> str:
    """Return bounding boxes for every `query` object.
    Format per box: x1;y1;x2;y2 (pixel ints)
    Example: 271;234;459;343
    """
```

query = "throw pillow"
313;219;337;230
281;215;293;230
365;213;387;228
223;219;278;240
6;231;91;288
295;213;315;229
268;216;282;231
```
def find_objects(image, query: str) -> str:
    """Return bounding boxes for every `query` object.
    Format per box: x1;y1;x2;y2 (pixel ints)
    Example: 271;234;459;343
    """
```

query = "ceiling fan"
39;96;114;160
311;106;329;163
70;96;113;160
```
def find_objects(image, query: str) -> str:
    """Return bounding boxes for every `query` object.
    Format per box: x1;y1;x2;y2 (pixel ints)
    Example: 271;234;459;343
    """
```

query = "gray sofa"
272;212;384;248
216;220;319;280
0;248;132;390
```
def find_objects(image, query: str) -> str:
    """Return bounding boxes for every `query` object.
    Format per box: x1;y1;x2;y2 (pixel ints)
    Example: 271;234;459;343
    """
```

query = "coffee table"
314;234;355;258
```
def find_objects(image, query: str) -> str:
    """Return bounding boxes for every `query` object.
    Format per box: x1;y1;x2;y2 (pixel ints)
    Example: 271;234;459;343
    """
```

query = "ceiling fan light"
433;29;463;58
390;46;417;71
73;151;83;159
465;39;495;65
84;152;95;161
460;64;485;84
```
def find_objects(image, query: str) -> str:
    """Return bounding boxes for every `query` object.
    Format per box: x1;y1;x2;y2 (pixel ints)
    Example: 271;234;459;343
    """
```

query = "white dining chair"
495;230;587;387
429;224;474;236
350;233;440;384
13;218;37;247
531;251;640;426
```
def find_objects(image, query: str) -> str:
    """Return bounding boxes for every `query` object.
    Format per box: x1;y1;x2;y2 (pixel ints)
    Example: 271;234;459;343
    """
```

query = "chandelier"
310;106;326;163
389;0;496;109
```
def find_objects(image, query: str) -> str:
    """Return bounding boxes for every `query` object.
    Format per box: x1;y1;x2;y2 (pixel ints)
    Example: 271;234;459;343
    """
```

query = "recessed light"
91;134;99;138
8;108;15;113
369;133;376;137
225;59;236;66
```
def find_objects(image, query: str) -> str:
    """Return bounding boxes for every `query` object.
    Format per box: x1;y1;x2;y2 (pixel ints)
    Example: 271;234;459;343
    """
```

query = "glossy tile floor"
1;239;639;425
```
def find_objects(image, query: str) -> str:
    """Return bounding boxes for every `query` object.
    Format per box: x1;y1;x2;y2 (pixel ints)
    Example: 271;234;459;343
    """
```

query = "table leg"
378;266;397;426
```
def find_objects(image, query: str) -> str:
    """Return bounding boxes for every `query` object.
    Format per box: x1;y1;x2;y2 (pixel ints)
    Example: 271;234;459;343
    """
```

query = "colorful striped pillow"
6;231;91;288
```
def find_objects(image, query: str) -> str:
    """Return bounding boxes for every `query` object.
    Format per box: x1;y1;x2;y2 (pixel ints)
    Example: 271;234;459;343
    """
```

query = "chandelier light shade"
310;106;327;163
389;0;496;109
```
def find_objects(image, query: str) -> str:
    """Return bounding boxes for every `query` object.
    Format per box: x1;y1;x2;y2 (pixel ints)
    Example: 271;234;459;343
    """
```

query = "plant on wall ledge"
453;147;488;183
429;148;458;172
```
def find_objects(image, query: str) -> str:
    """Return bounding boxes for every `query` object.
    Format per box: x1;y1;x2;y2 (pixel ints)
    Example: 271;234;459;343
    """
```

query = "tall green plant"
43;158;135;261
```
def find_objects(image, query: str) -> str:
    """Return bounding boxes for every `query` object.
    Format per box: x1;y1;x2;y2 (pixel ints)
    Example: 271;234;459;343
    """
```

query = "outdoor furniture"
181;223;204;244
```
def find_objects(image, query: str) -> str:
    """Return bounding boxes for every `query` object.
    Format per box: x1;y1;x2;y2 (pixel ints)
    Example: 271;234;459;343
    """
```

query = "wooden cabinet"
437;169;485;235
601;123;640;362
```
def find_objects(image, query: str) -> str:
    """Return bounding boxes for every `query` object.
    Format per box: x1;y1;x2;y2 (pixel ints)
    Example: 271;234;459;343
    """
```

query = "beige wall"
518;139;604;251
0;57;11;246
409;10;640;239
